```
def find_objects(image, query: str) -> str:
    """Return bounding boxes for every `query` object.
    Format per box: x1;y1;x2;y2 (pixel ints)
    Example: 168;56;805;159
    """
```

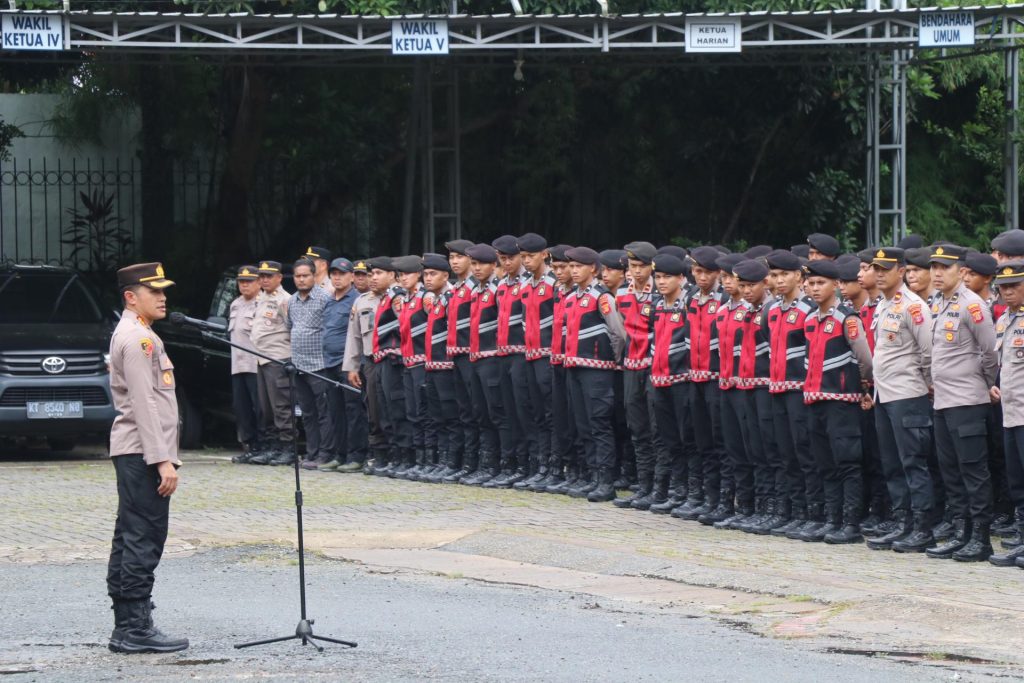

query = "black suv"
0;264;119;450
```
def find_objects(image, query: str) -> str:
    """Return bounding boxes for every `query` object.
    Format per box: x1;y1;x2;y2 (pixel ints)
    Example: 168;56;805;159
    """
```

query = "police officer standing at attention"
107;262;188;654
229;265;262;464
443;240;479;482
249;261;294;466
303;246;334;293
927;244;999;561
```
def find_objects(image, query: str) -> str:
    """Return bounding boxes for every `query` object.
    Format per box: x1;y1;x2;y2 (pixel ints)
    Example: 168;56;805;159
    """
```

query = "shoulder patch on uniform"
968;302;984;324
845;316;859;339
139;338;154;357
908;303;924;325
599;294;613;316
392;297;403;313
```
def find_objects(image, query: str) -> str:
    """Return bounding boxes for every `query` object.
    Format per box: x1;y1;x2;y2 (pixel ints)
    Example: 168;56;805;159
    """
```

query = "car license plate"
26;401;84;419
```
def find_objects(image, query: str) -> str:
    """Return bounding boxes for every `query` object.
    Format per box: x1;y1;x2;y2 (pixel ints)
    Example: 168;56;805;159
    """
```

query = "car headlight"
103;353;111;373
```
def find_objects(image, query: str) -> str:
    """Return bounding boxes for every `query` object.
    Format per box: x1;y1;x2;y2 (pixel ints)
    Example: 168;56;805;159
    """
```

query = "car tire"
176;386;202;450
47;437;77;452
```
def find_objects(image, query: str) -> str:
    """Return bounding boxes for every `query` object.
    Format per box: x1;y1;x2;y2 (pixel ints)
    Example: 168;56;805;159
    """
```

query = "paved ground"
2;443;1023;680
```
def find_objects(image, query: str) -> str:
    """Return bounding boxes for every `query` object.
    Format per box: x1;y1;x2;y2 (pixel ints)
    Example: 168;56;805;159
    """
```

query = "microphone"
169;312;227;333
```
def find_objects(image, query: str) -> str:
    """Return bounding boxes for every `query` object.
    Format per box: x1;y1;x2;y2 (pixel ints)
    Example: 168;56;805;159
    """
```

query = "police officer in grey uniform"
229;265;262;464
249;260;295;465
927;244;999;561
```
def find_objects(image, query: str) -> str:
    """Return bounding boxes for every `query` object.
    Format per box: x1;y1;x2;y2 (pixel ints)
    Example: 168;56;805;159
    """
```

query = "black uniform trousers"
1003;426;1024;516
613;371;635;480
425;368;462;466
934;404;994;526
807;400;863;520
721;388;753;507
860;406;888;515
107;454;170;601
551;363;580;473
452;354;479;471
690;381;725;505
377;358;410;456
361;358;388;460
403;364;429;458
524;358;554;473
256;362;294;445
323;365;349;462
567;367;616;475
772;390;820;513
624;369;657;479
874;396;935;515
325;365;368;464
651;382;689;488
469;356;505;471
744;387;781;501
294;371;334;461
500;354;532;471
231;372;260;445
988;405;1011;515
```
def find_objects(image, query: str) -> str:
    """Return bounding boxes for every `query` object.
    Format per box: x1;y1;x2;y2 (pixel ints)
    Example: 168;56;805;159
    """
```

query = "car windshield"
0;272;105;324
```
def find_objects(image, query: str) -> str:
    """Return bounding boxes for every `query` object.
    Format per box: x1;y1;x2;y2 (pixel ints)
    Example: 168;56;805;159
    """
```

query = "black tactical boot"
952;522;993;562
1000;513;1024;548
110;600;188;654
250;441;283;465
993;511;1015;537
786;503;823;540
671;475;704;519
231;442;257;464
109;600;129;651
824;506;863;544
932;517;956;542
989;522;1024;566
798;506;839;542
534;469;561;492
515;469;545;491
714;502;753;530
772;504;805;538
631;477;666;511
751;497;789;535
866;509;913;550
742;497;775;533
568;471;597;498
925;518;969;559
650;482;685;514
891;512;936;553
699;488;735;525
545;474;572;494
616;473;652;509
270;445;297;466
588;471;617;503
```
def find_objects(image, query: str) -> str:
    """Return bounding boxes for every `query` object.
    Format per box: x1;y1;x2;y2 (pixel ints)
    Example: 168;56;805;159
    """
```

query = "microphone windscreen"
169;312;185;325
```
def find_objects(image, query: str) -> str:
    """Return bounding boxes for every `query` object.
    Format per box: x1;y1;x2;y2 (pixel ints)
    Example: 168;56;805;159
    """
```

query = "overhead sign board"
686;18;741;53
918;11;974;48
2;14;64;51
391;19;449;55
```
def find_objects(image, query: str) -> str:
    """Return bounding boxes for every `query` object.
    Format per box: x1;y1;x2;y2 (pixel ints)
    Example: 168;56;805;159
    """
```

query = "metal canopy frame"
4;5;1023;245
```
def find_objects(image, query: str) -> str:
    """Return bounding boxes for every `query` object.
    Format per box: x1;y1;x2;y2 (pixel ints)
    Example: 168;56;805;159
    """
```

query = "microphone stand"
178;324;358;652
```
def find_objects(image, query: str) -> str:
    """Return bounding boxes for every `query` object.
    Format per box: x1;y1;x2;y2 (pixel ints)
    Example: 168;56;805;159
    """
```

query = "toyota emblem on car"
41;356;67;374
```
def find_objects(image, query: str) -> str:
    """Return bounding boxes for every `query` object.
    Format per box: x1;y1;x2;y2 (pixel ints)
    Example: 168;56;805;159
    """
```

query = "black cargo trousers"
107;455;170;601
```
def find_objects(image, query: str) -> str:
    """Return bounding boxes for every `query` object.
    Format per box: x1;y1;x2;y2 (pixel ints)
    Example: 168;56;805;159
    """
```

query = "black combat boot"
824;506;863;544
772;503;805;537
925;518;969;559
993;511;1015;537
932;512;956;541
798;506;839;542
515;468;545;491
110;600;188;654
616;473;652;509
752;497;790;535
632;477;667;511
865;509;912;550
1000;512;1024;548
650;483;685;515
588;470;617;503
714;501;753;530
891;512;935;553
952;522;993;562
671;475;704;519
535;468;563;492
740;497;773;533
231;442;257;464
269;444;297;466
699;487;735;525
989;519;1024;566
568;471;598;498
786;503;823;540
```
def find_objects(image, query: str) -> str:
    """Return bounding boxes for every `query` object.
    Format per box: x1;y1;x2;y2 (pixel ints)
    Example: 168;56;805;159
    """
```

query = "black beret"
995;260;1024;285
392;255;424;274
807;233;841;257
518;232;548;252
733;259;770;282
992;229;1024;257
623;241;657;264
549;244;573;262
303;245;332;262
421;253;451;272
716;253;745;273
690;246;723;270
837;259;862;282
904;248;931;268
897;234;925;250
964;251;997;276
790;244;810;259
565;246;600;266
444;239;475;256
803;259;840;279
870;247;904;269
656;245;688;260
713;245;732;254
236;265;258;280
466;244;498;264
836;253;860;264
765;249;802;271
928;244;967;264
743;244;773;259
652;254;686;276
599;249;628;270
857;248;876;264
366;256;393;271
491;234;520;255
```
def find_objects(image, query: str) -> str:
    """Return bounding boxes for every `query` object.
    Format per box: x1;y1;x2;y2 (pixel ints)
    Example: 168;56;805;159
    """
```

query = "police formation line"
227;234;1024;570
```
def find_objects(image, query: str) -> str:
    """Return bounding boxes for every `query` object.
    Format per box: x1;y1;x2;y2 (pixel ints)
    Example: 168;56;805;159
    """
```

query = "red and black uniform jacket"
563;283;618;370
766;295;814;393
735;296;772;389
371;284;403;363
522;271;556;361
649;294;689;387
716;299;751;390
550;284;572;366
685;289;722;383
496;270;527;356
398;286;429;368
804;305;864;404
859;294;882;355
469;276;500;362
618;280;654;370
446;276;476;357
426;286;453;371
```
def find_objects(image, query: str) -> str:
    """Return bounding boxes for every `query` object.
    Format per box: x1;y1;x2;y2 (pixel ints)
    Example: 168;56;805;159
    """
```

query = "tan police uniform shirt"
931;283;999;410
250;286;291;365
108;309;181;466
996;305;1024;428
872;285;932;403
341;290;382;373
229;294;259;375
